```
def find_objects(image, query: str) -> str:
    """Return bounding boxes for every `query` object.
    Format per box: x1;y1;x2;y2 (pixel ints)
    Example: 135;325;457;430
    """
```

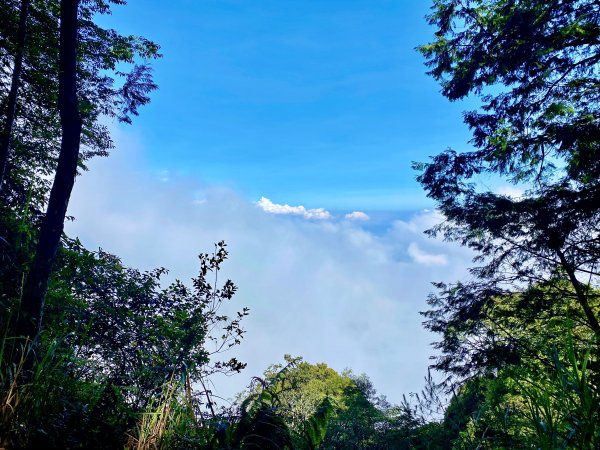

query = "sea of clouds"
67;126;475;405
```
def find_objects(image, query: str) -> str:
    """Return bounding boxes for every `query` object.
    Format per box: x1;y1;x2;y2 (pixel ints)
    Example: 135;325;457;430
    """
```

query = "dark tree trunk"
17;0;81;342
0;0;30;193
556;249;600;336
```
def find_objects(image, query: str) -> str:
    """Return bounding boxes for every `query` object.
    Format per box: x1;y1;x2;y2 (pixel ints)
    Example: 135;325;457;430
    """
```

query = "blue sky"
102;0;473;211
67;1;491;404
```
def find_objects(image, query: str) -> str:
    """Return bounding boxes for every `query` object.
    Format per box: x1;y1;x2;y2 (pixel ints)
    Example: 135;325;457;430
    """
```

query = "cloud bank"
407;243;448;266
345;211;370;221
66;127;473;405
256;196;332;220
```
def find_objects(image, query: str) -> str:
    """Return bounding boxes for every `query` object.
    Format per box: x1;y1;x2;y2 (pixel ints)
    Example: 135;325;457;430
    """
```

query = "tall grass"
0;337;28;439
0;326;104;449
127;371;200;450
518;343;600;449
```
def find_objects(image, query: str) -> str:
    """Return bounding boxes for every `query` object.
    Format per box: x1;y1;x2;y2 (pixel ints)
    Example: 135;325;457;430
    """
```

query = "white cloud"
345;211;370;221
256;196;332;220
66;126;473;406
496;185;524;199
392;208;445;234
407;242;448;266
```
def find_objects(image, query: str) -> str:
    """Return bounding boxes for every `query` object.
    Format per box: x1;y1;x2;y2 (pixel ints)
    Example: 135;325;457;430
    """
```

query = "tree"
232;358;408;450
46;240;247;406
321;374;383;449
265;358;416;449
0;2;260;447
258;356;353;431
0;0;159;344
16;0;82;346
0;240;249;448
231;357;343;449
416;0;600;384
0;0;159;210
0;0;30;192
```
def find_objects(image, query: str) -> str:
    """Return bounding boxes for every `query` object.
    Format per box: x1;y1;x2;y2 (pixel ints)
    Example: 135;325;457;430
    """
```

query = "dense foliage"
414;0;600;447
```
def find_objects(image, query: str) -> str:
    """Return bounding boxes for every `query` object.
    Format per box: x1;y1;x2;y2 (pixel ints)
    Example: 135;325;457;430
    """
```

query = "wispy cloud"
256;196;332;220
496;185;524;199
345;211;370;221
407;242;447;266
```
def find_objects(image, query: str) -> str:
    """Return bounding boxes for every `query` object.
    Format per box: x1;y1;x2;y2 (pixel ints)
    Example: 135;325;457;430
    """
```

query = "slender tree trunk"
0;0;30;193
17;0;81;342
556;249;600;335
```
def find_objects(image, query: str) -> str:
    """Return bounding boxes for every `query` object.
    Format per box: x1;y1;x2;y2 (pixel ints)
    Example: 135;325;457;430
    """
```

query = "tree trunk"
17;0;81;342
0;0;30;193
556;249;600;336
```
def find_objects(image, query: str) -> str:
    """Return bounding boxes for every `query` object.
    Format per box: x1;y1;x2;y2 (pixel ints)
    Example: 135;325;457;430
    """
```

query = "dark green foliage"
0;238;248;448
415;0;600;447
320;372;388;449
235;392;295;449
46;239;246;407
233;358;443;450
516;343;600;448
419;0;600;184
417;0;600;384
0;0;160;215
